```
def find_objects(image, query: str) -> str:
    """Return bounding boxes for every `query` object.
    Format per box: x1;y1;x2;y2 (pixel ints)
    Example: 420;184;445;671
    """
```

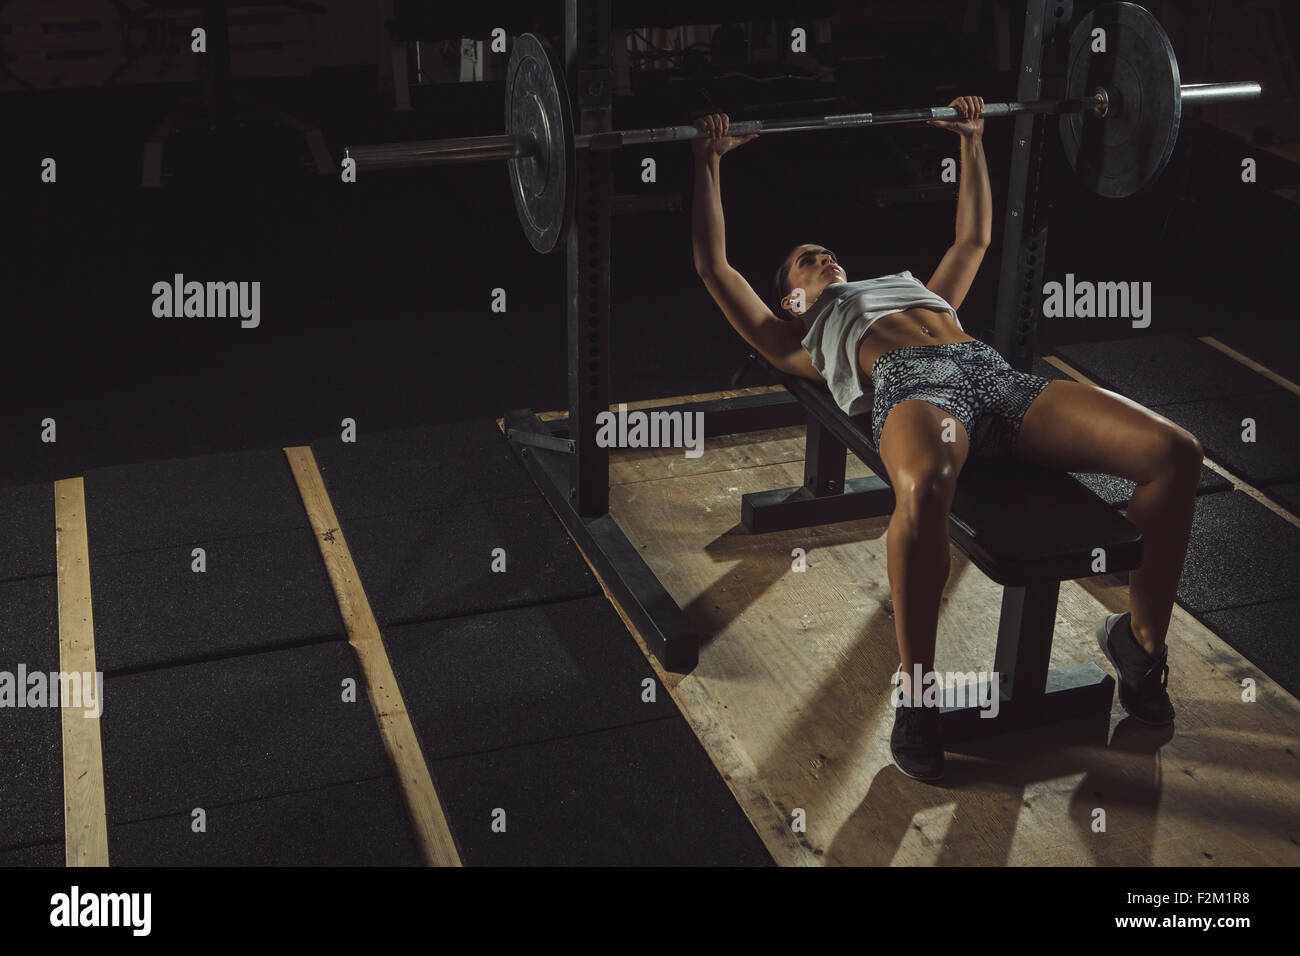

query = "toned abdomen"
857;308;976;382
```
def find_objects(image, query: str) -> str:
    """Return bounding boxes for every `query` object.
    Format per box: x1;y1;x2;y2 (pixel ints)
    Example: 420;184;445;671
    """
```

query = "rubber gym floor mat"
337;496;601;626
82;448;308;556
107;776;422;866
1261;481;1300;516
1199;598;1300;700
426;716;774;866
1053;333;1279;407
1149;489;1300;616
1031;356;1077;381
311;420;538;521
384;596;679;758
100;641;391;825
89;526;344;674
1063;467;1230;507
0;576;62;851
0;842;61;867
0;482;53;581
385;594;772;865
1146;389;1300;488
1211;320;1300;384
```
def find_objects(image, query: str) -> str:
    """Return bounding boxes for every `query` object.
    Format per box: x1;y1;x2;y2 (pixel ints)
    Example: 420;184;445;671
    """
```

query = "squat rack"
504;0;1100;671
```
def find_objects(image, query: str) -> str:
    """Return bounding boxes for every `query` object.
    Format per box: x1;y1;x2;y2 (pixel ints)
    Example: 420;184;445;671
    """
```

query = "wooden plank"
283;445;462;867
534;385;827;484
518;379;1300;864
536;384;789;421
610;426;808;485
54;477;109;867
580;391;1300;866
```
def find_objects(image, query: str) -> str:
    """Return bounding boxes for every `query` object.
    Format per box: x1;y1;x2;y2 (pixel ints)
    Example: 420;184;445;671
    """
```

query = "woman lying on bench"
690;102;1203;782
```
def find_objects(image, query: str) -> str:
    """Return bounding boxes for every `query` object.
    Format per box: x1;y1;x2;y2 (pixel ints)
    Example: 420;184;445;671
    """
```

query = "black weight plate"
505;33;574;254
1060;2;1181;198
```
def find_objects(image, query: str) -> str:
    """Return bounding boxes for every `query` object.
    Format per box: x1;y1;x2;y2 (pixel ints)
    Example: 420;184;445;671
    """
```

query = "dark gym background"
1;0;1299;875
3;0;1296;486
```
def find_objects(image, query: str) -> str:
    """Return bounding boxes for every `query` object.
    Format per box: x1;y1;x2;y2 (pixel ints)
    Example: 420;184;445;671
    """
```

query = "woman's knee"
893;464;958;521
1148;424;1204;484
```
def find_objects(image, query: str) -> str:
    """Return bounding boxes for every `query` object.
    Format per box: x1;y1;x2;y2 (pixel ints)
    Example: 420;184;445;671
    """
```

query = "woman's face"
782;244;845;315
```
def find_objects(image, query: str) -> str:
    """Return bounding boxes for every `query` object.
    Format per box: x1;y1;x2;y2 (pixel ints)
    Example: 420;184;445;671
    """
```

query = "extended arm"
926;97;992;311
692;150;728;274
691;117;824;382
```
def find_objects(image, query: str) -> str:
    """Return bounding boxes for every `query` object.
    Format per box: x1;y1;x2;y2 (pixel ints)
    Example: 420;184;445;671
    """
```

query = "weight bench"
741;370;1144;741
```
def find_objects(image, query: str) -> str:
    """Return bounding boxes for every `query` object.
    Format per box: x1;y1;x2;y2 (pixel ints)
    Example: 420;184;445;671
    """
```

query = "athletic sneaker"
1096;611;1175;725
890;701;945;781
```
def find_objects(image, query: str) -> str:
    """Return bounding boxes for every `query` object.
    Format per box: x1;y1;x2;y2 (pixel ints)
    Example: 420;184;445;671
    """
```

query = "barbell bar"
348;95;1109;168
346;3;1263;252
1178;81;1264;106
347;82;1259;167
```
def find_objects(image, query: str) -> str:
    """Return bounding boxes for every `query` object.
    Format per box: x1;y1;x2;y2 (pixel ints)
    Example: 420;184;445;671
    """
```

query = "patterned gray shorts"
869;340;1053;457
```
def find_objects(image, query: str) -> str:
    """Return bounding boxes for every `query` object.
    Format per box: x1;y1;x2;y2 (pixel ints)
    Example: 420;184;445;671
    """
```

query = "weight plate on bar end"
505;34;574;253
1059;2;1181;198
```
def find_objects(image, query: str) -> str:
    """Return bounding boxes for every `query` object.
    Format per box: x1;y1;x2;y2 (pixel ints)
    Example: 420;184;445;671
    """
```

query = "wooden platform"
537;384;1300;866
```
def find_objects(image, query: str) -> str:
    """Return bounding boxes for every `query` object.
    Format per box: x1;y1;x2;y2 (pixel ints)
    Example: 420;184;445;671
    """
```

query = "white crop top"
797;271;964;417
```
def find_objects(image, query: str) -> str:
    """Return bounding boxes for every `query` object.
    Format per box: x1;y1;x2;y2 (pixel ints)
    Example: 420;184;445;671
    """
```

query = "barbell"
347;2;1262;252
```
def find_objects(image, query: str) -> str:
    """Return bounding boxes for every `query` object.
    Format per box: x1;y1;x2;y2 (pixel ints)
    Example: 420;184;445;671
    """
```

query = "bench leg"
939;581;1115;742
804;416;847;496
741;419;895;533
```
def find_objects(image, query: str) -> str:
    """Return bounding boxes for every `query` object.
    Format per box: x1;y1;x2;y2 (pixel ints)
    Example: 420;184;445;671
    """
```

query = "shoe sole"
1096;613;1175;727
890;755;944;781
889;741;945;781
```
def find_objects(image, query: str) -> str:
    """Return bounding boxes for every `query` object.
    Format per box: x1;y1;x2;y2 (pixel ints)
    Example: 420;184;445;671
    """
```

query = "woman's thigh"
1012;379;1203;481
878;398;972;498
